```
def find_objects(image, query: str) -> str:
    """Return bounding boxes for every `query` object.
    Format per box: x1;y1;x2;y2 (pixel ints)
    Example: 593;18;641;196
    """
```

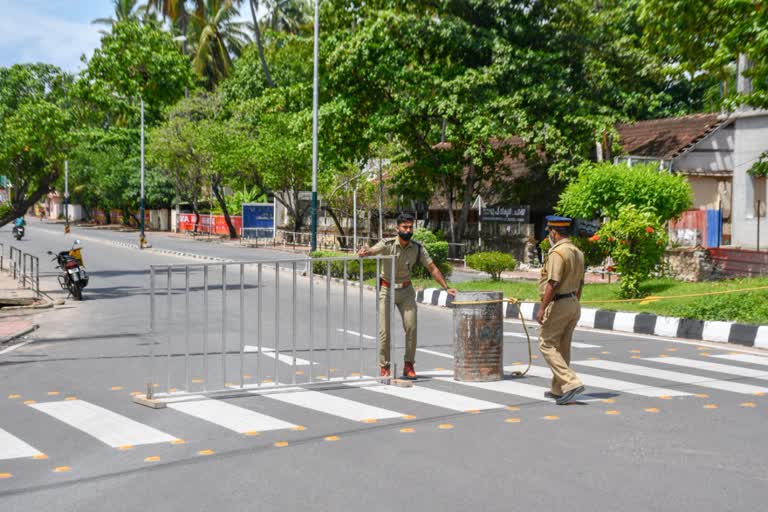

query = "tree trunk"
0;169;59;228
322;206;348;249
250;0;275;87
442;174;456;245
457;162;476;242
212;178;238;239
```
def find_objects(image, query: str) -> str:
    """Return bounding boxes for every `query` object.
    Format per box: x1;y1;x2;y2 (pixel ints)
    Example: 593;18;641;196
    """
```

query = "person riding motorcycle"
14;217;25;228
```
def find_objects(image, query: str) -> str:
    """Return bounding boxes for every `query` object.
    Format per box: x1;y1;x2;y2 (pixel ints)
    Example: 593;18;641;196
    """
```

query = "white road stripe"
345;380;504;412
168;398;295;433
29;400;177;447
337;329;375;340
646;357;768;380
712;354;768;367
576;360;768;395
417;348;454;359
0;428;43;460
419;370;572;402
504;365;691;398
244;346;317;366
503;332;600;348
250;388;404;422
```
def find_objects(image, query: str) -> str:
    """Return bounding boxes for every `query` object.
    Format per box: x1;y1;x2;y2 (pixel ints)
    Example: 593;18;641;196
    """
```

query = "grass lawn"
391;276;768;325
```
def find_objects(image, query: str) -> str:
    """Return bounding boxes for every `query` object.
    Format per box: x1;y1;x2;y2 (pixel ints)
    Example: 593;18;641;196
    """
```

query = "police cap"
545;215;573;229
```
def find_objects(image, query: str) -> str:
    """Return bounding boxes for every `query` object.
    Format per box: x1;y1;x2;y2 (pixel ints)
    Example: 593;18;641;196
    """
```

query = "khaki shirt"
368;237;433;283
538;238;585;298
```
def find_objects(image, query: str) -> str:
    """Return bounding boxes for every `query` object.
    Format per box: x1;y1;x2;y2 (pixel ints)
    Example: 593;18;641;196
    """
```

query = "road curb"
416;288;768;349
0;323;39;345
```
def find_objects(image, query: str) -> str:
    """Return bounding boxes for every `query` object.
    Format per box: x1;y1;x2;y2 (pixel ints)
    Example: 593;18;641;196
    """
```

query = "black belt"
554;292;576;301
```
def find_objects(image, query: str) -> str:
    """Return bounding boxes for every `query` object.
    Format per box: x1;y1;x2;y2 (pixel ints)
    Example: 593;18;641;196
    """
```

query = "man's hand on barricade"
358;247;370;257
446;288;458;297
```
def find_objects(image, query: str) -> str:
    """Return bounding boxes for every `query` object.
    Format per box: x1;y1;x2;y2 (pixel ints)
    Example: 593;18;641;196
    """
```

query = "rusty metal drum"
452;291;504;381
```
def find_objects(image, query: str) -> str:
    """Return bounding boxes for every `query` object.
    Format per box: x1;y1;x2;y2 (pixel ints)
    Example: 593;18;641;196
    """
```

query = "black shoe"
544;391;562;399
556;385;585;405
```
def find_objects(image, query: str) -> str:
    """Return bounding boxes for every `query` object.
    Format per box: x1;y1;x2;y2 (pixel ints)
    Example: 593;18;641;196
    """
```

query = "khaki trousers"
538;297;583;395
378;285;417;367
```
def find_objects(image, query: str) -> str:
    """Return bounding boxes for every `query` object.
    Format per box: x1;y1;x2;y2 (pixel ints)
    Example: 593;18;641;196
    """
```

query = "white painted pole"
353;186;357;250
310;0;320;251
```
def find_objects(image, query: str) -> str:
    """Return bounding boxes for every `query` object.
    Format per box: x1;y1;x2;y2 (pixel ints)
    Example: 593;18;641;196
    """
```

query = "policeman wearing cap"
359;213;457;378
537;215;586;405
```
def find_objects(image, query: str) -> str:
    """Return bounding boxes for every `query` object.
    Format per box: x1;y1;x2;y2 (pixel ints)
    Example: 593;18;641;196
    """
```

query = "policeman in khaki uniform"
359;213;456;378
536;216;586;405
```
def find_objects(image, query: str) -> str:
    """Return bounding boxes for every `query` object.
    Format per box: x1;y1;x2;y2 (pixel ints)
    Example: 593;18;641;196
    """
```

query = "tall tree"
0;64;72;226
92;0;150;33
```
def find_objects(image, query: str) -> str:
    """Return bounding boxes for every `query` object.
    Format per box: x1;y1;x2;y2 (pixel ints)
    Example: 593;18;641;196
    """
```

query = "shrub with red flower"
645;227;654;233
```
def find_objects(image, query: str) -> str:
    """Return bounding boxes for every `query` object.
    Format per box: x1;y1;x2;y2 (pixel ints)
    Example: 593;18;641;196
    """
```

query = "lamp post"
310;0;320;252
64;160;70;234
139;96;147;248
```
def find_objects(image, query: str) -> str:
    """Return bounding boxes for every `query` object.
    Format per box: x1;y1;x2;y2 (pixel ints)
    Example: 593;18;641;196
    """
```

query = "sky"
0;1;253;74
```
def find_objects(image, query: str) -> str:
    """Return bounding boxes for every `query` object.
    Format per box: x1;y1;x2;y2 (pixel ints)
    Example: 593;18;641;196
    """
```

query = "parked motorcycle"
48;240;89;300
12;225;24;241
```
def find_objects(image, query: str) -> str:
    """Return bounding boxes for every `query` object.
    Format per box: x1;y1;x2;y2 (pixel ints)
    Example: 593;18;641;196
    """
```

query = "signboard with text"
480;205;530;223
241;203;275;239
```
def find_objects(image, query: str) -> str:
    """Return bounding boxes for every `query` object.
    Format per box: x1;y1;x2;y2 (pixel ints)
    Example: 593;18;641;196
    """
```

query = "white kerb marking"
30;400;177;447
251;388;403;422
422;289;434;304
0;428;43;460
578;308;597;328
520;303;536;321
504;365;690;398
576;360;768;395
754;326;768;350
702;321;732;343
345;381;504;412
613;312;637;333
437;291;449;307
244;346;317;366
648;357;768;380
168;399;295;433
712;353;768;367
653;316;680;338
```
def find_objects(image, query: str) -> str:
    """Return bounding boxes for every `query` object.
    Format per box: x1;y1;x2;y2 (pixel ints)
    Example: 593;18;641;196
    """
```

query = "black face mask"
398;231;413;241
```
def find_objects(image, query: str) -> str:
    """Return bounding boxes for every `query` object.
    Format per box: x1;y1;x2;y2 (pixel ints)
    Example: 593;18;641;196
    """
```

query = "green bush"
411;228;450;279
309;250;378;281
465;251;517;281
571;235;608;268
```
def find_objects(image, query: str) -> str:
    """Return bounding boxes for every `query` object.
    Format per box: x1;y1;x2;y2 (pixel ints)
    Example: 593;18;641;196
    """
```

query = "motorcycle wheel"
68;279;83;301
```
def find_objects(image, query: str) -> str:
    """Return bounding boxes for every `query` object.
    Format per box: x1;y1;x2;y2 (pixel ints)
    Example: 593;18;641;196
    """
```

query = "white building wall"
731;111;768;248
674;124;735;172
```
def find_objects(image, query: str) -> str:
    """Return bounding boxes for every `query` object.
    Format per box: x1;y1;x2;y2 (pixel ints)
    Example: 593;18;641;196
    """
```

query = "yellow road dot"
741;402;757;408
47;391;60;396
274;441;289;447
729;351;742;355
316;375;326;380
531;355;539;359
505;406;520;411
434;367;445;371
110;386;123;391
699;352;710;356
225;383;235;387
198;450;214;456
171;439;185;445
243;375;252;380
0;473;12;479
601;399;616;404
245;431;259;436
703;404;718;409
600;351;610;355
117;445;134;451
659;395;672;400
667;348;678;352
65;396;77;401
262;379;273;383
504;418;521;423
630;350;641;353
645;408;660;413
438;424;454;429
330;368;337;373
192;378;205;383
658;354;669;358
400;428;415;433
169;388;178;393
53;466;71;473
291;426;306;431
511;362;523;365
23;400;36;405
605;410;621;415
129;392;141;396
325;436;340;441
361;418;378;424
7;394;21;399
349;372;360;377
465;409;481;414
32;454;48;460
401;415;417;420
695;393;709;398
753;392;766;397
588;357;599;360
543;416;559;420
631;355;641;359
144;456;160;462
153;384;160;388
697;346;707;350
296;371;305;376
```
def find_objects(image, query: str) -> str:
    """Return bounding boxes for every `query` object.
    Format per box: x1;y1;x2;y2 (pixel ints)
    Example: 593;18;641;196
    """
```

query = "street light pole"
140;96;146;249
64;160;70;234
310;0;320;252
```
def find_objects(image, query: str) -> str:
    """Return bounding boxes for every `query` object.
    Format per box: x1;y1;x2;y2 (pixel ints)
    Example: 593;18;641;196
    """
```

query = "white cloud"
0;5;104;73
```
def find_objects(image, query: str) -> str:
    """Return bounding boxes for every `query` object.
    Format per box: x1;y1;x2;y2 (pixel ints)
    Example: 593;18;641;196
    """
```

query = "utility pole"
64;160;70;235
310;0;320;252
139;96;147;249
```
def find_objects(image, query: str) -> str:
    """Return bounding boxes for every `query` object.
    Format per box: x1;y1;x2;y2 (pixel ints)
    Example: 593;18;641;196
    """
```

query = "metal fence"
243;229;378;253
143;255;397;401
6;245;40;297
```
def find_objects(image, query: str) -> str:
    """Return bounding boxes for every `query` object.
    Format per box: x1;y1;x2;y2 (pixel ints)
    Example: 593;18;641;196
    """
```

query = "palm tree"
145;1;205;54
92;0;151;33
235;0;275;87
262;0;311;35
187;1;251;88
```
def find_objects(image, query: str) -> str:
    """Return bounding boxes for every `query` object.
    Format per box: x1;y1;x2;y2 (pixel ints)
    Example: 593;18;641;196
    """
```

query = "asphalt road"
1;221;767;512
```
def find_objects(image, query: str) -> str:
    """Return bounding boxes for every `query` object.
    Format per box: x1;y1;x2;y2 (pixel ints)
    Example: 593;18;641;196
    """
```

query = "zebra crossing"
2;349;768;468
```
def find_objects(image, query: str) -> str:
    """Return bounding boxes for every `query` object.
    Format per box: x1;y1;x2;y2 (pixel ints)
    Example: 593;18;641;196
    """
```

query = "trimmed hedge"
465;251;517;281
310;250;378;281
411;228;451;278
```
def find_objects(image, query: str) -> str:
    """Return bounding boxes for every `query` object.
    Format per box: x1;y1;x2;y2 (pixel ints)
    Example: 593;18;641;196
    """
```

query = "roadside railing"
243;230;378;253
141;255;397;401
5;245;41;297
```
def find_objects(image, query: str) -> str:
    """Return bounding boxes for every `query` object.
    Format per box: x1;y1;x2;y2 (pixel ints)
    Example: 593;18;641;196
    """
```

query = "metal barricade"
22;253;41;297
9;246;22;281
141;255;398;401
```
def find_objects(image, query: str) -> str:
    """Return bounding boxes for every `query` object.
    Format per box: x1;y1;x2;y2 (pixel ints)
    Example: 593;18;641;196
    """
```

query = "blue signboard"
241;203;275;239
